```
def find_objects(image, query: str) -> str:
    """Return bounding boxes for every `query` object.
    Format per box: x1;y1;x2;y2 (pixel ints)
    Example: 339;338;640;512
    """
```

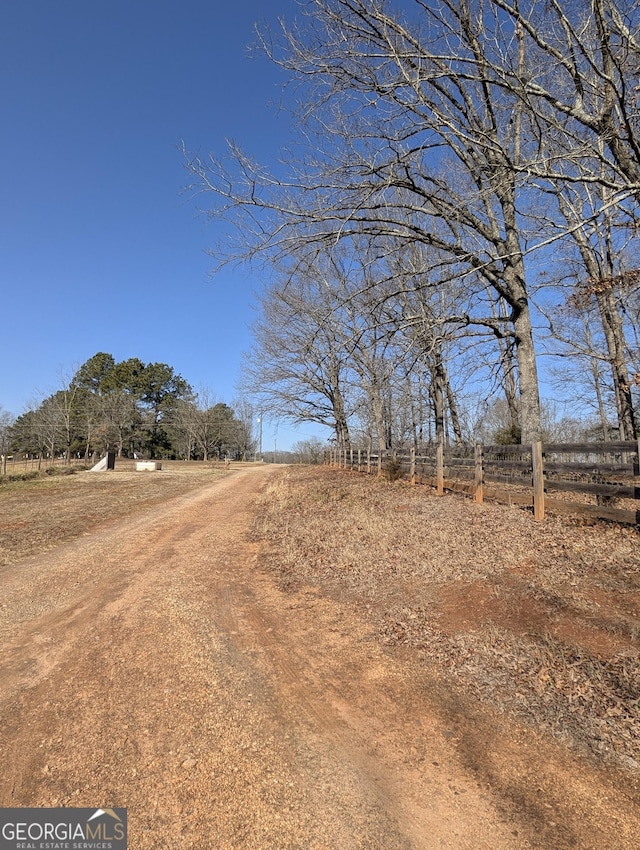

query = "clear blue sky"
0;0;327;450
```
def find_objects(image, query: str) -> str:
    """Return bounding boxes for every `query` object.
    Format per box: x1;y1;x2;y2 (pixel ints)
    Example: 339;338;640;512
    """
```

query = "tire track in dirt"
2;464;631;848
199;532;531;850
0;474;245;695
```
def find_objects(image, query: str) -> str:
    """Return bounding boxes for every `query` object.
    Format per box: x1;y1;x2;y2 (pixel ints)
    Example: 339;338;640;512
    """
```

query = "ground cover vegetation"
255;465;640;776
5;353;255;462
186;0;640;452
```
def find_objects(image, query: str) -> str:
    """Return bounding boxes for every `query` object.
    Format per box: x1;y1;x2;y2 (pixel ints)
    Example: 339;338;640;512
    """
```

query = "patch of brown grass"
0;461;226;567
254;465;640;774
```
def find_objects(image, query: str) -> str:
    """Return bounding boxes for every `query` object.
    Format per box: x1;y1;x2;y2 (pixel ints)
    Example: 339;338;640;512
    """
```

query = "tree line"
185;0;640;452
5;353;254;464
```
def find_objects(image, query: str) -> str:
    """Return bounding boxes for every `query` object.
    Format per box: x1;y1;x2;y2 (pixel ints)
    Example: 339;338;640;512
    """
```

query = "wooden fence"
326;441;640;526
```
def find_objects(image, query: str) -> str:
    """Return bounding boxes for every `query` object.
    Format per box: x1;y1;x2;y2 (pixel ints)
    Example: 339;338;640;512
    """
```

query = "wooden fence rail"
326;440;640;526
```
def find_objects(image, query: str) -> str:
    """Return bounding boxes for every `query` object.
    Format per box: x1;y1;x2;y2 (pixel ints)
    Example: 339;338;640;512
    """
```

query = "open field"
0;461;233;566
254;466;640;776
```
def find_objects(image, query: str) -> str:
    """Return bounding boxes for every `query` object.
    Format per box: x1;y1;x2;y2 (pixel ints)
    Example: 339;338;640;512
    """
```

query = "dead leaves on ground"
255;466;640;775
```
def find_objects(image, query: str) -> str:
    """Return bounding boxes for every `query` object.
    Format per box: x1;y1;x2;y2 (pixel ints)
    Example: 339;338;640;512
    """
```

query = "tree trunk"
595;287;636;440
591;355;610;441
408;378;420;453
443;366;463;444
494;314;520;436
500;200;542;443
331;380;350;453
557;189;637;440
370;390;386;461
429;364;445;447
513;302;542;443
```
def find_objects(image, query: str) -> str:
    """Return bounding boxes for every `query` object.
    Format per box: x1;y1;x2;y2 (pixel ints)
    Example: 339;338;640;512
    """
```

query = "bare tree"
489;0;640;201
187;0;640;443
231;396;258;460
384;244;474;446
291;436;327;464
97;389;140;457
53;374;84;464
31;396;62;467
168;398;199;459
559;199;637;439
531;161;640;438
0;408;14;475
186;0;548;441
192;388;219;461
546;303;616;440
243;268;354;452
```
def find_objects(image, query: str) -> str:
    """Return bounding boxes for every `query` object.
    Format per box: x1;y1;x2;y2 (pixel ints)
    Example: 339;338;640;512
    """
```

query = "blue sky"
0;0;327;450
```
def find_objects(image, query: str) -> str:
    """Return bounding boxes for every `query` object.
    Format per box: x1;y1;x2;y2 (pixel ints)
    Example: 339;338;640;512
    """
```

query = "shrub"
493;423;522;445
0;470;41;485
383;456;404;482
45;465;84;476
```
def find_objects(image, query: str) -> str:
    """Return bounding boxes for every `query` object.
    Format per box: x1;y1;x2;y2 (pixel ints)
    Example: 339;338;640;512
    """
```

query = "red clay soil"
1;466;639;849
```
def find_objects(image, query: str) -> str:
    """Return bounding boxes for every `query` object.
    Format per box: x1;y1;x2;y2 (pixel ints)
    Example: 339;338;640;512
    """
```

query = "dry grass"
253;465;640;775
0;461;227;567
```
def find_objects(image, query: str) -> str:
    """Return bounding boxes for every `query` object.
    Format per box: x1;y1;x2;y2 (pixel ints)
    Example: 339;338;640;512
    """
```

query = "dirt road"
0;467;633;848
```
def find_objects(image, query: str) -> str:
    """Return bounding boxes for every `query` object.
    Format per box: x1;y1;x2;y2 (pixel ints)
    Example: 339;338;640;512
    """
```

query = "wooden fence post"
349;447;353;471
377;450;382;478
410;447;416;485
474;443;484;504
367;446;371;474
357;448;361;471
532;441;545;521
436;442;444;495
